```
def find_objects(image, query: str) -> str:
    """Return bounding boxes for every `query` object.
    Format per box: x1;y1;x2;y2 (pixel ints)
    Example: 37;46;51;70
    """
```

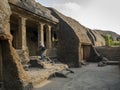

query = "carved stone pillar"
38;23;44;47
47;25;52;48
6;20;10;33
19;17;27;50
18;16;29;62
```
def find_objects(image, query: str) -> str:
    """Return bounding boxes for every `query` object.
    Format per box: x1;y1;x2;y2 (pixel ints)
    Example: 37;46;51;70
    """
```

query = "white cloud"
52;2;84;19
35;0;120;34
79;0;120;34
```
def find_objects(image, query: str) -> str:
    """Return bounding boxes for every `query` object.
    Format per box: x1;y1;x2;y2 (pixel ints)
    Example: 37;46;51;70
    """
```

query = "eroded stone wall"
0;0;31;90
2;40;30;90
48;8;107;66
0;0;11;33
49;9;81;67
96;46;120;61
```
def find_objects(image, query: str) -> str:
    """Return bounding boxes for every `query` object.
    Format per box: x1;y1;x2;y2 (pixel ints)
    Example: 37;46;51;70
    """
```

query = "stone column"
47;25;52;48
19;16;27;50
38;23;44;47
18;16;29;62
5;20;10;33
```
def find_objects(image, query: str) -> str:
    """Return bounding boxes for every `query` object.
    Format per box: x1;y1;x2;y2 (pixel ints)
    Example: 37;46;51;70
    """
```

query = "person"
39;43;46;61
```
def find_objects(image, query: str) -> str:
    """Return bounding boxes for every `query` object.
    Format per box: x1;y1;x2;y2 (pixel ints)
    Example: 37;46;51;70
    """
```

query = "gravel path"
34;63;120;90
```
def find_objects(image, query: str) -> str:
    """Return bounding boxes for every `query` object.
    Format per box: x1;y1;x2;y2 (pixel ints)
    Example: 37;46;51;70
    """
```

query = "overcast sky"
36;0;120;34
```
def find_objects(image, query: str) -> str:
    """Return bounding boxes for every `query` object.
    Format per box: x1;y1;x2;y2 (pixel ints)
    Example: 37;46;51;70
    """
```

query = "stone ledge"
26;63;68;87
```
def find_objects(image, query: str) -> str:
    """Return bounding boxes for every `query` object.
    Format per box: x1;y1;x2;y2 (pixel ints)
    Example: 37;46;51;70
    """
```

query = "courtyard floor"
34;63;120;90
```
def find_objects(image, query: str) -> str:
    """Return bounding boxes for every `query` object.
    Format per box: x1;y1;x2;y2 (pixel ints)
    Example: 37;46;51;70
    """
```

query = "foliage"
112;41;120;46
105;34;111;46
105;34;120;46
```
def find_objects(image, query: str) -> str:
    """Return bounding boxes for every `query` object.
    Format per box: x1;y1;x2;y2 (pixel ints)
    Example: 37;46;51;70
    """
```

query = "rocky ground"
33;63;120;90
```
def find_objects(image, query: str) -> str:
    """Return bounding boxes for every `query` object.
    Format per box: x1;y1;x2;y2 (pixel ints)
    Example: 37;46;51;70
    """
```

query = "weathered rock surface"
0;0;12;42
0;0;119;90
48;8;91;67
48;8;107;67
88;30;106;46
27;63;68;87
1;40;31;90
49;8;91;44
48;8;107;47
8;0;58;23
0;0;11;25
0;0;32;90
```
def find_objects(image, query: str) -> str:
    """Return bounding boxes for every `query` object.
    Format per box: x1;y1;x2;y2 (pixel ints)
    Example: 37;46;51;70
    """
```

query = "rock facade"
0;0;119;90
0;0;31;90
48;8;107;67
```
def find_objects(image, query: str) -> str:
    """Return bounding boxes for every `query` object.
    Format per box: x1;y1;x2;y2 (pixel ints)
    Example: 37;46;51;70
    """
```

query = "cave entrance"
51;27;58;47
0;40;9;89
26;20;38;56
81;45;91;61
43;25;47;47
10;14;22;49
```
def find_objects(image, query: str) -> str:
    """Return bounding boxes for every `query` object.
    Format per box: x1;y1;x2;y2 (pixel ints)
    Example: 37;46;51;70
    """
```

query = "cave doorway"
43;25;47;47
51;28;58;47
26;20;38;56
10;14;22;49
0;40;10;89
81;45;91;61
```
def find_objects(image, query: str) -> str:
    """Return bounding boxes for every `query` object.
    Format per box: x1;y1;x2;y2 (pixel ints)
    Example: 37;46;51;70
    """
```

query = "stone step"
107;61;119;65
29;56;55;69
55;69;74;78
109;58;120;60
108;55;120;57
108;56;120;58
106;57;120;61
29;60;53;69
38;61;53;69
30;56;41;61
109;55;120;57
